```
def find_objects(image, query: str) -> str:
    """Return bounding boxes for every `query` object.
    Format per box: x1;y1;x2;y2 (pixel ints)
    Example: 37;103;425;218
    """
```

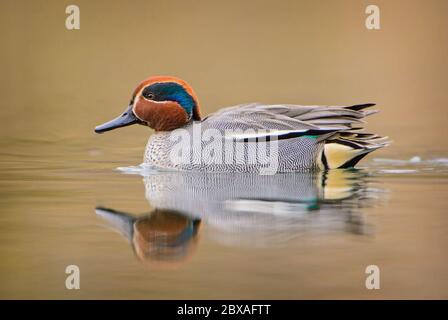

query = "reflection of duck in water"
97;169;384;265
96;207;201;268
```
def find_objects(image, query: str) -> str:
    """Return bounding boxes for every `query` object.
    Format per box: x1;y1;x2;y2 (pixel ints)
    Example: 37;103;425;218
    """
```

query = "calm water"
0;134;447;299
2;0;448;300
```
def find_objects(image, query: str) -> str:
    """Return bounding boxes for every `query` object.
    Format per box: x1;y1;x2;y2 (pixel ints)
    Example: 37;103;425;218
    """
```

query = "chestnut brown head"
95;76;200;133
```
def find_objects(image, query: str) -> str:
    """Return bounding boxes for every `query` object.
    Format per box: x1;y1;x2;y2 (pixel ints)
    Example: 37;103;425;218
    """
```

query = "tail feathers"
346;103;376;111
317;103;389;169
322;133;390;169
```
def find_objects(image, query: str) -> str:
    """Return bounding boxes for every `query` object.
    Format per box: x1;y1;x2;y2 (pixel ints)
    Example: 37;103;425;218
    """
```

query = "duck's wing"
202;103;378;140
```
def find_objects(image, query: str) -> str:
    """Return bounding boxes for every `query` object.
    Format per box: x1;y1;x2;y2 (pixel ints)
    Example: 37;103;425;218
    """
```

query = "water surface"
0;135;447;299
1;0;448;299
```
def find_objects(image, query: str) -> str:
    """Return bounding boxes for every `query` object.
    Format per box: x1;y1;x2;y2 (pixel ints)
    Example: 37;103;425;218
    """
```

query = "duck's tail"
320;104;391;169
322;132;390;169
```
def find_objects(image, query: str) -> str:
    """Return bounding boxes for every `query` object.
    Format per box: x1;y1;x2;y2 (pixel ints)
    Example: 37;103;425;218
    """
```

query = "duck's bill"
94;105;142;134
95;206;135;241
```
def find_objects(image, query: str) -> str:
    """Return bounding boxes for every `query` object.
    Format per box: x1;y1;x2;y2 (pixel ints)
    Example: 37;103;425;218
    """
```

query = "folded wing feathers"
206;103;383;140
332;133;391;150
248;103;378;129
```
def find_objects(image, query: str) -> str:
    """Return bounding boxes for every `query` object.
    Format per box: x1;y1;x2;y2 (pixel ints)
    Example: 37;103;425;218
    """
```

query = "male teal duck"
95;76;389;172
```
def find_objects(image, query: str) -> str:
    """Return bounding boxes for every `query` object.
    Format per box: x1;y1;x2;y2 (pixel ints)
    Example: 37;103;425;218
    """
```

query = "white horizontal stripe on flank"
224;129;309;140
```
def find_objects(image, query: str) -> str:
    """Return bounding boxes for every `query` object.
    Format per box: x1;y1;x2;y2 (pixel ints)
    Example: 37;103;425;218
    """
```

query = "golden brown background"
1;0;447;154
1;0;448;299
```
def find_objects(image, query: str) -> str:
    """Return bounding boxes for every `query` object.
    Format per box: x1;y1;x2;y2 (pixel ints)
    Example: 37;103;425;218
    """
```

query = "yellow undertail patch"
323;143;365;169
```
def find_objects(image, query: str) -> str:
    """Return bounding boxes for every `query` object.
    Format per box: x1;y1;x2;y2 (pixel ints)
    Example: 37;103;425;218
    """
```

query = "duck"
95;76;389;172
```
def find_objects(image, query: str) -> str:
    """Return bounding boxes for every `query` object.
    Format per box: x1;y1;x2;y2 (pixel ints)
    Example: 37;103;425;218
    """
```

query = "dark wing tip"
347;103;376;111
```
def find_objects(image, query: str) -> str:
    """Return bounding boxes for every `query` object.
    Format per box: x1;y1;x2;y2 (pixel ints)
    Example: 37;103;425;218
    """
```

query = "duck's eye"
143;92;155;100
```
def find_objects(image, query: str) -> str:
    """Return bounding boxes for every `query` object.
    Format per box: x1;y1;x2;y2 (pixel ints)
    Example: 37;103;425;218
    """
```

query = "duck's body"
95;76;389;172
144;103;387;172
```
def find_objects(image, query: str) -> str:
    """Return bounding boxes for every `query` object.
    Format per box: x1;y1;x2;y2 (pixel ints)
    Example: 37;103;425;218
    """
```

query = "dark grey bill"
94;105;142;134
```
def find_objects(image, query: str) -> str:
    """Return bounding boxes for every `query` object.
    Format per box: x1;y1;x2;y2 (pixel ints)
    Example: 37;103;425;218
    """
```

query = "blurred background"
1;0;447;153
0;0;447;299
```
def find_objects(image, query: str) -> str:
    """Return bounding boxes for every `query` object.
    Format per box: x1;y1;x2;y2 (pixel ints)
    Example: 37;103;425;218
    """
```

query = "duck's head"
95;76;200;133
